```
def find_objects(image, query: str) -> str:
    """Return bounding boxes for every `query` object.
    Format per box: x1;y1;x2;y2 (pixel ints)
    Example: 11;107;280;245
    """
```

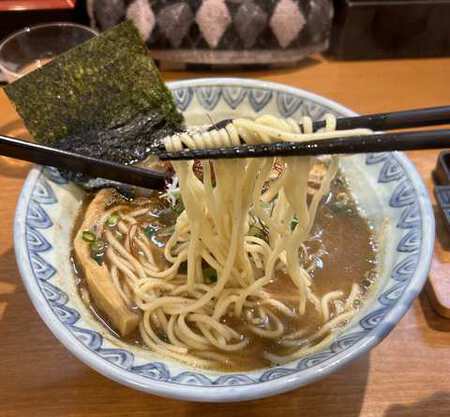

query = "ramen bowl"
14;78;434;402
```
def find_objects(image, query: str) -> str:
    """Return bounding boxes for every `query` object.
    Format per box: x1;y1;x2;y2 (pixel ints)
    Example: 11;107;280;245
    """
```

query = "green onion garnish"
106;213;119;227
91;252;104;266
89;239;105;266
90;239;105;252
144;226;157;240
290;217;299;231
82;230;96;242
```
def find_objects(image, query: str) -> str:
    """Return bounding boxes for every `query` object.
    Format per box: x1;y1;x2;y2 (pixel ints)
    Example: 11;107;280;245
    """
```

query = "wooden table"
1;57;450;417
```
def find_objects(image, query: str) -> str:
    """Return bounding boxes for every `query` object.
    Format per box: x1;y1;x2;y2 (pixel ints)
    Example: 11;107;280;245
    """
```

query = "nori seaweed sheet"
3;21;183;160
57;110;176;165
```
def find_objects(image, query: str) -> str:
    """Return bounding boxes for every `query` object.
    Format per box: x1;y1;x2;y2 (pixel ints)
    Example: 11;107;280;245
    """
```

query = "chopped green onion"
90;239;105;252
290;217;299;231
82;230;96;242
144;225;157;240
89;239;105;266
91;252;104;266
204;267;218;284
106;213;119;227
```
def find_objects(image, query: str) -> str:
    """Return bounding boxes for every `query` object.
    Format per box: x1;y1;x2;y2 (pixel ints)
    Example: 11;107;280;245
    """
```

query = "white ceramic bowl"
14;78;434;402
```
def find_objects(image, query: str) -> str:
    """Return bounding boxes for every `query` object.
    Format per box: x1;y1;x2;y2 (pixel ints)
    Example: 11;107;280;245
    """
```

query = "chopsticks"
159;129;450;161
0;134;168;190
1;105;449;189
206;105;450;134
158;105;450;161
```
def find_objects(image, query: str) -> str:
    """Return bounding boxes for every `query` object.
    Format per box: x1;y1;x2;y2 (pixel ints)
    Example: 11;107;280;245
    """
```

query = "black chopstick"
207;105;450;135
3;105;450;188
158;129;450;161
0;134;167;190
312;105;450;131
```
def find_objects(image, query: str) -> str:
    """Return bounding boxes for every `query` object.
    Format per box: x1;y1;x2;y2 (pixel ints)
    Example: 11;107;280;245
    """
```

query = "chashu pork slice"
74;189;139;336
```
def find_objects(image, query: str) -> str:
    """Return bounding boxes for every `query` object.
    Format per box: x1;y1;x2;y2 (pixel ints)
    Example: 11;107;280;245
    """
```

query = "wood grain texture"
1;57;450;417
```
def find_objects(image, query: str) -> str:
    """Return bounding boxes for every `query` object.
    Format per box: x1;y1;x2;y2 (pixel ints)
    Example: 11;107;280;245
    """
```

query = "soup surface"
73;171;378;371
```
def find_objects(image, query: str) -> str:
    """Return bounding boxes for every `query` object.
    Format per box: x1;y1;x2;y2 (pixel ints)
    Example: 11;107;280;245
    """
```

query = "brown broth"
73;174;378;371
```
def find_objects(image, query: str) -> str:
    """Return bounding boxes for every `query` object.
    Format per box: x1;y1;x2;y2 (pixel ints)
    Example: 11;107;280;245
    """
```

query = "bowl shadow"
384;392;450;417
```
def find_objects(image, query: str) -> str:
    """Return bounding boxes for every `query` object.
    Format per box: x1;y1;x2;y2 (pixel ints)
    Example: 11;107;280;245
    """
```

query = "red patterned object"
0;0;75;11
0;1;81;40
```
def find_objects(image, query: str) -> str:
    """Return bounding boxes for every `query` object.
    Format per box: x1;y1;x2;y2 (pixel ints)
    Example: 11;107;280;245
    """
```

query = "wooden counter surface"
1;56;450;417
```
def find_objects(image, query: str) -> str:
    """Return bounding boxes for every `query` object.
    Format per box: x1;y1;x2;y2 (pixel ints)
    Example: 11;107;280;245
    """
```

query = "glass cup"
0;22;98;82
0;23;97;174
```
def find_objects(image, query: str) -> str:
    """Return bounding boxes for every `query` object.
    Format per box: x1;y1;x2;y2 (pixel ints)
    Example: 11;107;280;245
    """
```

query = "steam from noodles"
100;114;371;368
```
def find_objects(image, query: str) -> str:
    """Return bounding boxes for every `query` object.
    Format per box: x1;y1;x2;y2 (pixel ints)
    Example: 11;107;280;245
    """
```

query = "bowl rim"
13;77;435;402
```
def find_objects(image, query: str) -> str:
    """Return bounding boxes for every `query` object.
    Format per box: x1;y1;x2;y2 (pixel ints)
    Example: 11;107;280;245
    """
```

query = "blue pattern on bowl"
14;79;434;401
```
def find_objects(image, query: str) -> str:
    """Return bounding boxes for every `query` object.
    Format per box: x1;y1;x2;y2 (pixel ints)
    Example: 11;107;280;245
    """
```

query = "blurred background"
1;0;449;77
1;3;450;417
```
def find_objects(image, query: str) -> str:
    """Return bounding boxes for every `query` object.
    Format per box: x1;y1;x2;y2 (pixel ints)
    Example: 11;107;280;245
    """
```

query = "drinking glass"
0;22;98;82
